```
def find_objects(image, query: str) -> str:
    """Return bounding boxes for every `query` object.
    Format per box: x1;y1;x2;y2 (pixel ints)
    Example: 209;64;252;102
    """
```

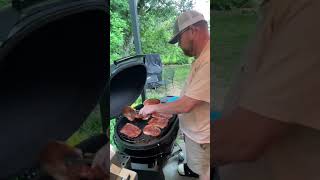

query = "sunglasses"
177;26;191;41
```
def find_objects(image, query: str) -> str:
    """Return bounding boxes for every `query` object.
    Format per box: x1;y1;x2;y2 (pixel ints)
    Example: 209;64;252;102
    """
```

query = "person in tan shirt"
140;10;210;178
213;0;320;179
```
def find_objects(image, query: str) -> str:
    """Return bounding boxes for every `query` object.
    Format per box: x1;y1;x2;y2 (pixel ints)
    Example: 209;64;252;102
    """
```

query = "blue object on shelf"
160;96;179;103
211;111;222;122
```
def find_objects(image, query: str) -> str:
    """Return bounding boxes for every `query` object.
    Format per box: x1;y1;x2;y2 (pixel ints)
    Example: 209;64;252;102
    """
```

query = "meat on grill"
135;113;150;120
143;98;160;106
123;106;150;121
143;125;161;137
120;123;142;138
152;112;173;119
148;117;169;129
122;106;137;121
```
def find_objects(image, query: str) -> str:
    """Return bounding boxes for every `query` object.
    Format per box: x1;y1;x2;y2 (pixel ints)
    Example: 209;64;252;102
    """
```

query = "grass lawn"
67;106;104;146
67;64;191;148
213;11;258;105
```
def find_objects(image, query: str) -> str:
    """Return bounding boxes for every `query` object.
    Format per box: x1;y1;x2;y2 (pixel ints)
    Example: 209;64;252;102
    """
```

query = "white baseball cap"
169;10;206;44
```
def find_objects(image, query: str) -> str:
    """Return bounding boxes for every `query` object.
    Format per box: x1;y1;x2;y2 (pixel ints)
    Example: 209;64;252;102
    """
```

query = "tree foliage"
0;0;10;8
110;0;195;64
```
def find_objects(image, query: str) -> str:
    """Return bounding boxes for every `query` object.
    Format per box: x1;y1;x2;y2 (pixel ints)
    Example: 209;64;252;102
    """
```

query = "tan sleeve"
239;3;320;129
185;61;210;103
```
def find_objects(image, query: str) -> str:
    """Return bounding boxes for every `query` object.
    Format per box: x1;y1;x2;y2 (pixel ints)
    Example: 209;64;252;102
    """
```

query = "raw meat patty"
148;117;169;129
143;98;160;106
134;113;150;120
152;112;173;119
122;106;136;121
120;123;141;138
143;125;161;137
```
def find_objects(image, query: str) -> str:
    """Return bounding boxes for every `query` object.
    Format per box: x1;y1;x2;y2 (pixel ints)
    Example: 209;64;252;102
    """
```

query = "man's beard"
182;42;194;57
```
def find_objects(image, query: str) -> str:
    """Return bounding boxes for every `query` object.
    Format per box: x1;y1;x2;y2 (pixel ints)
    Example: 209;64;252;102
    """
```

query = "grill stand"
111;151;167;180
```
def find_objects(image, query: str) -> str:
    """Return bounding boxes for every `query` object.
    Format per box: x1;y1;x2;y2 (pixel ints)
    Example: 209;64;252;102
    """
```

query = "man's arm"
139;95;204;115
212;107;292;166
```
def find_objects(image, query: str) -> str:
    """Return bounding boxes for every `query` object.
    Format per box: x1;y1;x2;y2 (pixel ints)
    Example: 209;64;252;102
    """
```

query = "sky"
193;0;210;21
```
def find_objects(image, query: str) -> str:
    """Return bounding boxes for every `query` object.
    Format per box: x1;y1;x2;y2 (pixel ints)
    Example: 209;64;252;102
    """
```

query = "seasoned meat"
152;112;173;119
134;113;150;120
148;117;169;129
122;106;136;121
143;125;161;137
120;123;141;138
143;98;160;106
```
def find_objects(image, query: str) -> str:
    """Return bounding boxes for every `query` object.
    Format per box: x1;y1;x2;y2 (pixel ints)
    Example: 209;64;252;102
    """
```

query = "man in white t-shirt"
140;10;210;178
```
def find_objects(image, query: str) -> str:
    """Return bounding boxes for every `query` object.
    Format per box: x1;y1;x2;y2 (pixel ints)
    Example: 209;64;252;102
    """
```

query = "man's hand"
139;104;157;116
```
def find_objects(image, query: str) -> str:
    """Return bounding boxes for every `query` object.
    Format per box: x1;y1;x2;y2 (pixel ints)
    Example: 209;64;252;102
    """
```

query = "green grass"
67;106;104;146
213;12;258;90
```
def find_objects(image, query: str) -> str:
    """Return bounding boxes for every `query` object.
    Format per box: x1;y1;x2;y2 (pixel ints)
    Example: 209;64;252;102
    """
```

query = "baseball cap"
169;10;205;44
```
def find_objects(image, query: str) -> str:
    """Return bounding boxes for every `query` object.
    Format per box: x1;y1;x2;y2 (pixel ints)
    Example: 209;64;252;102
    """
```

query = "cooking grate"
116;114;176;145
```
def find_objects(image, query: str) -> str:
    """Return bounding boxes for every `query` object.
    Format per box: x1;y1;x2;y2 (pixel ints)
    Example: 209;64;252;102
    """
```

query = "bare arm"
212;107;292;166
139;95;204;115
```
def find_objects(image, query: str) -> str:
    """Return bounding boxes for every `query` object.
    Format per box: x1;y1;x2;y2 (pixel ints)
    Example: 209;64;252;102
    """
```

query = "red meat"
143;125;161;137
120;123;141;138
148;117;169;129
122;106;136;121
151;112;173;119
143;98;160;106
134;113;150;120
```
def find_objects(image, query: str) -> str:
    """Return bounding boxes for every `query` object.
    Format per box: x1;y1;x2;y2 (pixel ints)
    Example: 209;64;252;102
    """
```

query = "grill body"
114;113;179;162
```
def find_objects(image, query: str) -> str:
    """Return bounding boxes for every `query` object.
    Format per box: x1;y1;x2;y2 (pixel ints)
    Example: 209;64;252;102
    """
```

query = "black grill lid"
110;55;147;119
0;0;107;178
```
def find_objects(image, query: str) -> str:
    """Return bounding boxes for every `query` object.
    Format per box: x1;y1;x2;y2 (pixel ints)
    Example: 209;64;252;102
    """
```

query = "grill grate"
116;114;176;145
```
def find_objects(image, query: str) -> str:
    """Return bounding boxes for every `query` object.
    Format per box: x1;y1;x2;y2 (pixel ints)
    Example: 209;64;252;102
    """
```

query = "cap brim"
168;33;179;44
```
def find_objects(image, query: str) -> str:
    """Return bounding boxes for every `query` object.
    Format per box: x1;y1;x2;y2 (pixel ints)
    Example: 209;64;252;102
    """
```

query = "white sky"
193;0;210;22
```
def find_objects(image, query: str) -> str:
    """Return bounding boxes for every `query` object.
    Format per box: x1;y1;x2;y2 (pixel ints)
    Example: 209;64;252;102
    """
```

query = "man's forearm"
212;107;290;166
212;113;252;166
155;99;190;114
139;95;203;115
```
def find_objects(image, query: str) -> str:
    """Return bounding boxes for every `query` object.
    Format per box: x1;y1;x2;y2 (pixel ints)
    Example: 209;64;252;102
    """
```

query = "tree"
0;0;10;8
110;0;194;64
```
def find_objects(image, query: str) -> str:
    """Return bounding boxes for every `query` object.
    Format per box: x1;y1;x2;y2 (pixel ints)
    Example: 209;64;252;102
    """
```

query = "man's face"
178;27;194;57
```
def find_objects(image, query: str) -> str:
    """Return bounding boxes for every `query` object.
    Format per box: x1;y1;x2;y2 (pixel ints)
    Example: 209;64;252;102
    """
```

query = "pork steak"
148;117;169;129
151;112;173;119
122;106;136;121
143;125;161;137
120;123;141;138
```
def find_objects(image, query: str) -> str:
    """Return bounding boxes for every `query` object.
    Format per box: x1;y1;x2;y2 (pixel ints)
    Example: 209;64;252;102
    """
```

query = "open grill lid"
0;0;107;178
110;55;147;119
